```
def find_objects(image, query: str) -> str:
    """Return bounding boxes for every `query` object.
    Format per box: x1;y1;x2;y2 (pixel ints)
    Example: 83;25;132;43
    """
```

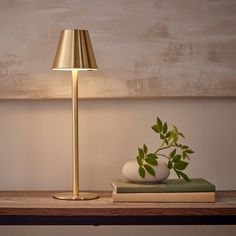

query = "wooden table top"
0;190;235;225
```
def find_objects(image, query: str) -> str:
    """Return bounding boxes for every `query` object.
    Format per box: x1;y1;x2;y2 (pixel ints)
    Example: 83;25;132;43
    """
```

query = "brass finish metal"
72;70;79;196
52;29;98;201
53;192;99;201
52;29;97;71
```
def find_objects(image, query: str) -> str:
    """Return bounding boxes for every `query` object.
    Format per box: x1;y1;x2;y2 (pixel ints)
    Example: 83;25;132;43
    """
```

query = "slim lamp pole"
53;70;98;200
72;70;79;197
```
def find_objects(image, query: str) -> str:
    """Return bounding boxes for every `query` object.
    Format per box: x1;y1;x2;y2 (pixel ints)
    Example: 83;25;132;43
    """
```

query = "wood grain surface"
0;191;235;217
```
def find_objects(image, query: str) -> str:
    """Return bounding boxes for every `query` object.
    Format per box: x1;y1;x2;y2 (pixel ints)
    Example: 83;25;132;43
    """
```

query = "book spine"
115;185;215;193
112;191;215;203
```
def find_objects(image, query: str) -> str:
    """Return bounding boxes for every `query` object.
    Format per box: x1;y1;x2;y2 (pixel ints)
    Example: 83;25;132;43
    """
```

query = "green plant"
136;117;194;181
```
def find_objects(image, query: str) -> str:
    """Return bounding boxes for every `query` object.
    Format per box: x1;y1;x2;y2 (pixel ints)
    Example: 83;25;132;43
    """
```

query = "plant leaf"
138;147;144;158
168;131;175;141
172;133;178;142
174;169;181;178
172;125;178;132
143;143;148;154
178;171;190;181
147;153;158;159
185;149;194;154
136;155;143;166
165;131;171;138
145;156;158;166
174;161;189;170
157;117;163;132
152;124;160;133
172;154;181;162
163;122;168;134
170;148;176;158
178;132;185;138
139;166;145;178
144;164;155;177
160;134;165;140
168;160;173;169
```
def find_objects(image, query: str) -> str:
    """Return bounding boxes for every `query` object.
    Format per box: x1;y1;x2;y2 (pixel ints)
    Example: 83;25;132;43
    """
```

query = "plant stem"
160;140;165;148
154;142;175;154
156;153;169;159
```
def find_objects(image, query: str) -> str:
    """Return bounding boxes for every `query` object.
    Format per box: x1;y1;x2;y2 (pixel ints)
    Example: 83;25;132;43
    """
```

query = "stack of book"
112;178;215;203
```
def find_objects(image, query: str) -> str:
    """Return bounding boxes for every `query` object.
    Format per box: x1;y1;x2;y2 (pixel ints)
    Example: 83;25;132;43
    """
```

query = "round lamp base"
53;192;99;201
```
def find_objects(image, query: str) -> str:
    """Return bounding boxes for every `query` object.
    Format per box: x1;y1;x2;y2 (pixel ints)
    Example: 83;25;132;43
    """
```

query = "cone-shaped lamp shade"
52;29;97;71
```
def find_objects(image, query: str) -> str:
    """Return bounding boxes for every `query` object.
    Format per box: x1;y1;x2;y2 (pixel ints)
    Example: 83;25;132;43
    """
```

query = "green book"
112;178;215;193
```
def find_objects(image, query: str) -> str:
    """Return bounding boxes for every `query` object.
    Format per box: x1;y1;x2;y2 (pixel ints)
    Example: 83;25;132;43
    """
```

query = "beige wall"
0;99;236;235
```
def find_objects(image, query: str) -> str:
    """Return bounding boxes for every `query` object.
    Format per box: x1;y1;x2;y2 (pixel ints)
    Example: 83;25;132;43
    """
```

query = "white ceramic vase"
122;160;170;183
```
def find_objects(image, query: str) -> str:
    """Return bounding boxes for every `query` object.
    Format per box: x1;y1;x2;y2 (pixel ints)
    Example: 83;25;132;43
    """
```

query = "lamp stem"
72;70;79;197
53;70;98;200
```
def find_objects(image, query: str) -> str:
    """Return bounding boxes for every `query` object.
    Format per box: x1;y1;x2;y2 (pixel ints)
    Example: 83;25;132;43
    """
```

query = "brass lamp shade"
52;29;97;71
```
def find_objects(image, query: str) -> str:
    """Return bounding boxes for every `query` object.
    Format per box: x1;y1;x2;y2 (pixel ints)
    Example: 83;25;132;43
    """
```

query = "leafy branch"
136;117;194;181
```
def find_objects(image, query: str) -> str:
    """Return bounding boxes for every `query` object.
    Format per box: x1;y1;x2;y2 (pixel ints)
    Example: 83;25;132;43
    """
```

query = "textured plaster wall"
0;0;236;98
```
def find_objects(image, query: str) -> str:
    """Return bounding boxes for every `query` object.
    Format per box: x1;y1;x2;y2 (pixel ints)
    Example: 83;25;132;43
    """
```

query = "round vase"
122;160;170;183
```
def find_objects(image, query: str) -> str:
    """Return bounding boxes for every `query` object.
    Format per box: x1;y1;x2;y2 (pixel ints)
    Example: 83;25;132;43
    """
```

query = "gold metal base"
53;192;99;201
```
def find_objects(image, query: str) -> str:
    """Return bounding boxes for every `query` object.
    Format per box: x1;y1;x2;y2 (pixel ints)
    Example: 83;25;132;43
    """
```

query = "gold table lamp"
52;29;98;200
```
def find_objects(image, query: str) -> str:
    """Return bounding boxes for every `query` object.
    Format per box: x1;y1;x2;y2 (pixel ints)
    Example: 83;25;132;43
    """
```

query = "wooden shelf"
0;191;236;225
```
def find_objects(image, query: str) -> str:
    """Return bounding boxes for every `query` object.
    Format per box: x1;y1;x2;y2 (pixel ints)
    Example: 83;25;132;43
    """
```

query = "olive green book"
112;190;215;203
111;178;215;193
